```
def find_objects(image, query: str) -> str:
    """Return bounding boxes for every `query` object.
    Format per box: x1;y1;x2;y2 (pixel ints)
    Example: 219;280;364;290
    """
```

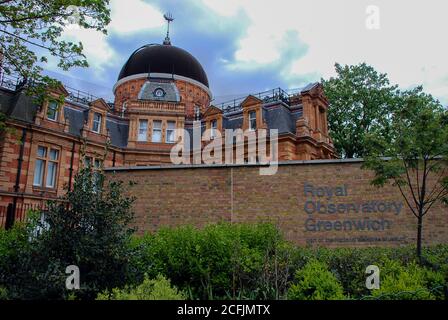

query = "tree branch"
395;178;418;218
403;158;420;211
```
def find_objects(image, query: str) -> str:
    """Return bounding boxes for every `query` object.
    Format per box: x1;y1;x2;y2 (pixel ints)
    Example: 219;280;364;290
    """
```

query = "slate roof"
0;82;312;149
0;87;127;148
106;119;129;148
138;80;180;102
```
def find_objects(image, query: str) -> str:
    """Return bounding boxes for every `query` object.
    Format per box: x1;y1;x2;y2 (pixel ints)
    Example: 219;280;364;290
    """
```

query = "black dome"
118;44;209;88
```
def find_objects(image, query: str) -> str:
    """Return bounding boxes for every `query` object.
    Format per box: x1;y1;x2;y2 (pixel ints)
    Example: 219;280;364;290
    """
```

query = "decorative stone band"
113;72;213;99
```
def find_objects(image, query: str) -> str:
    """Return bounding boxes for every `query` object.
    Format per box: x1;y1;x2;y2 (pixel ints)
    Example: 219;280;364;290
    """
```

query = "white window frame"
166;121;176;143
33;146;47;187
210;119;218;139
45;149;59;188
249;111;257;131
152;120;162;143
47;101;58;121
138;119;148;141
92;113;102;133
33;146;59;189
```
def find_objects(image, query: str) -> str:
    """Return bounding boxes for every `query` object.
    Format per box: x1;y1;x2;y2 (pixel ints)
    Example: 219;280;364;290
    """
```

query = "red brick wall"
106;160;448;247
0;122;121;207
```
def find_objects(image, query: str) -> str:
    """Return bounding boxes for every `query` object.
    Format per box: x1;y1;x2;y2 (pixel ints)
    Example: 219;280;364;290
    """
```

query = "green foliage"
370;260;435;300
421;245;448;275
363;88;448;259
129;223;292;300
322;63;400;158
0;0;110;103
288;259;345;300
0;164;135;300
0;223;33;299
97;275;185;300
0;286;7;300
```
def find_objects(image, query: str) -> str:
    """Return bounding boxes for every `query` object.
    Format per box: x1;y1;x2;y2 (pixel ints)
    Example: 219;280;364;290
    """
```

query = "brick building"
0;34;335;211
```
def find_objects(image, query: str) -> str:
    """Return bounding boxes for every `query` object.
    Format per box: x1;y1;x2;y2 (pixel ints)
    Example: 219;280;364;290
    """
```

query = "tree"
322;63;399;158
0;0;110;103
363;88;448;261
2;156;136;299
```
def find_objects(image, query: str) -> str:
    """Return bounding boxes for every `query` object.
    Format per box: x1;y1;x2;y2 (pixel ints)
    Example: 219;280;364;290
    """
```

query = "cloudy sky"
45;0;448;105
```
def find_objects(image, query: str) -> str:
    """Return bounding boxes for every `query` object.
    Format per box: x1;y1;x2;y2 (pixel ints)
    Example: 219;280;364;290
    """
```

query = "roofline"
113;72;212;99
105;158;366;172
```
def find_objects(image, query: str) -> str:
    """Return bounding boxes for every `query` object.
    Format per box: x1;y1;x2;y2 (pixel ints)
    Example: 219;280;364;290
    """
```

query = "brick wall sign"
302;182;406;246
106;159;448;247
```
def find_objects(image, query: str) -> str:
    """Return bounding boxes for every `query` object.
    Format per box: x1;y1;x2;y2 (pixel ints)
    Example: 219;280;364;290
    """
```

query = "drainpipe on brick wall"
11;127;27;225
68;140;76;192
112;150;116;167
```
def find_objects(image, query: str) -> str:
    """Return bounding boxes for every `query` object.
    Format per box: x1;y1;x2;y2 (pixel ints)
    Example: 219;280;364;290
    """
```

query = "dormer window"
92;113;102;133
249;111;257;131
153;88;166;98
210;119;218;139
47;101;58;121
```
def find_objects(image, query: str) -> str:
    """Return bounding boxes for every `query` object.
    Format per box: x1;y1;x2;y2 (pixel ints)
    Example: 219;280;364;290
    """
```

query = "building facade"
0;36;335;210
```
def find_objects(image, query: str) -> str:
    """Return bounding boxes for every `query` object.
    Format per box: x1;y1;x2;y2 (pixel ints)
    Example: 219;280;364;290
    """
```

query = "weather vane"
163;12;174;45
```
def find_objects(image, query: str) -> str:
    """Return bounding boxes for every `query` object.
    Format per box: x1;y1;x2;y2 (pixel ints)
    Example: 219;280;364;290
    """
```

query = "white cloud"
202;0;448;104
62;28;114;73
52;0;164;79
108;0;164;34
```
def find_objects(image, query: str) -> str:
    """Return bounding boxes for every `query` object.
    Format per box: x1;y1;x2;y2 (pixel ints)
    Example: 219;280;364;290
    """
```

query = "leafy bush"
97;275;185;300
0;223;34;299
129;223;292;300
422;245;448;276
0;165;136;300
370;259;435;300
289;246;447;299
288;259;345;300
0;286;8;300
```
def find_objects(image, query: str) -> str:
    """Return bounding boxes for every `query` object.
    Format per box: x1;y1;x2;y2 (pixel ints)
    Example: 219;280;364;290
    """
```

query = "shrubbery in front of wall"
0;286;8;300
0;167;136;300
97;275;185;300
128;222;293;300
369;259;442;300
288;259;345;300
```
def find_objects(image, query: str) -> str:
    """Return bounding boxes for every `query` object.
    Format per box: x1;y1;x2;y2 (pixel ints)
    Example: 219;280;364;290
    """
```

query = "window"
92;113;102;133
166;121;175;143
47;101;58;121
210;119;218;139
93;159;102;191
33;146;59;189
194;106;200;120
33;146;46;186
138;119;148;141
84;156;92;167
83;156;102;191
152;120;162;143
46;149;59;188
83;156;102;169
249;111;257;131
121;101;127;118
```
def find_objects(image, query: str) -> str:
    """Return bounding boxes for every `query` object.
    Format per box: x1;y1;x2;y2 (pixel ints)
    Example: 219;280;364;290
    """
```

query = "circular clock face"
154;88;165;97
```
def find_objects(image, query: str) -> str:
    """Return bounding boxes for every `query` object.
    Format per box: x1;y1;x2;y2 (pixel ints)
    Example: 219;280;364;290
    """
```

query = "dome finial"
163;12;174;45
